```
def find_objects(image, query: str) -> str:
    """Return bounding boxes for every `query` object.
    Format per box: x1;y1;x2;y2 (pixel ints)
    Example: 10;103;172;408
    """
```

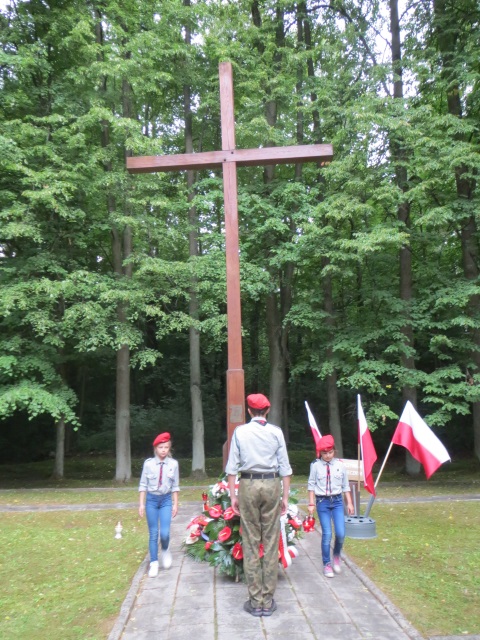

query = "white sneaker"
162;549;172;569
148;561;159;578
333;555;342;574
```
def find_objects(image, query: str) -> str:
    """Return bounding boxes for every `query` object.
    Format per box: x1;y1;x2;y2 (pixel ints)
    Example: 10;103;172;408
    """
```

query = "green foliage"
1;0;480;463
0;510;147;640
348;502;480;637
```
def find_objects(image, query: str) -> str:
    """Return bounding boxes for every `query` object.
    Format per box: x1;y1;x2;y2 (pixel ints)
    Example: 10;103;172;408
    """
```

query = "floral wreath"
182;474;305;579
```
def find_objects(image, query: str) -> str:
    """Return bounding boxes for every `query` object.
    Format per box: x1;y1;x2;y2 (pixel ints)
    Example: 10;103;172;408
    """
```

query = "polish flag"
393;401;450;479
357;395;377;496
305;401;322;454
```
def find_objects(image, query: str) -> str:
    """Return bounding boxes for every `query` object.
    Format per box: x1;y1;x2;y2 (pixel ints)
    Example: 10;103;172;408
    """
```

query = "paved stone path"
2;492;479;640
112;507;423;640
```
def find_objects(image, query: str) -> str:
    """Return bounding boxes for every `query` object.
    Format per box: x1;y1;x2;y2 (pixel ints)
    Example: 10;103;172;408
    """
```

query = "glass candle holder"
303;514;315;532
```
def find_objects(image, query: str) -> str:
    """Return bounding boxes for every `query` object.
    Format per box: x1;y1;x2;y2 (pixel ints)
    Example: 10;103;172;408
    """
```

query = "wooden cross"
127;62;333;455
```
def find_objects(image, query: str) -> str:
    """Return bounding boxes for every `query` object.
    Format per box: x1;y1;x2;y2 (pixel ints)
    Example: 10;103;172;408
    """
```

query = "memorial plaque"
229;404;244;424
339;458;364;482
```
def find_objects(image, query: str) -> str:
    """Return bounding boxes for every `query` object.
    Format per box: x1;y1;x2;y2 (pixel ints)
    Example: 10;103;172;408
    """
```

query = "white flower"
287;504;298;518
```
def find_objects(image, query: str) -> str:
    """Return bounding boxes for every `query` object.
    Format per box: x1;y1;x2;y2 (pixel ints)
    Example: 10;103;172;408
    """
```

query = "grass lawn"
347;501;480;637
0;510;147;640
0;455;478;638
0;487;206;507
1;501;478;639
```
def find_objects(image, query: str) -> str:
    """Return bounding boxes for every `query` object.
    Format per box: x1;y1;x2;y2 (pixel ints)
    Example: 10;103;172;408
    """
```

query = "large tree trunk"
112;207;132;482
96;11;132;481
53;415;65;480
184;2;206;478
304;4;343;450
433;0;480;460
266;286;290;430
251;2;290;433
115;340;131;481
249;303;261;392
52;308;69;478
114;70;134;482
323;268;343;455
390;0;420;475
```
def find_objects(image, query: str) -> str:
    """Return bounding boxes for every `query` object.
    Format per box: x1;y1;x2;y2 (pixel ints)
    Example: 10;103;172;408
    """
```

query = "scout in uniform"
307;434;354;577
226;393;292;617
139;432;179;578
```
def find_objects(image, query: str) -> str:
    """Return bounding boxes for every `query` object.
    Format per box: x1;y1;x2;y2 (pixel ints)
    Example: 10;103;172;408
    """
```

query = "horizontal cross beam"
126;144;333;174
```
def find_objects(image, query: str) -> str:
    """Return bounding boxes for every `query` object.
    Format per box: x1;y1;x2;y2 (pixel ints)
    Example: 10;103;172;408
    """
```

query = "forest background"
1;0;479;481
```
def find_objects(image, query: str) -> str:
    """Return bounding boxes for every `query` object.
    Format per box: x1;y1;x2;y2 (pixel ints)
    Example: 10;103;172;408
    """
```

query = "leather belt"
240;472;279;480
316;493;341;498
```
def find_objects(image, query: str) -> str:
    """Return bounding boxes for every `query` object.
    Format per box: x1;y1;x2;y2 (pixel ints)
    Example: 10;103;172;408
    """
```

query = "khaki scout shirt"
307;457;350;496
225;417;292;476
139;456;180;495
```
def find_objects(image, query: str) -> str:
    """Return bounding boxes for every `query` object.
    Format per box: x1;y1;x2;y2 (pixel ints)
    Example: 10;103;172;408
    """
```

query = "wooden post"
126;63;333;459
219;64;246;456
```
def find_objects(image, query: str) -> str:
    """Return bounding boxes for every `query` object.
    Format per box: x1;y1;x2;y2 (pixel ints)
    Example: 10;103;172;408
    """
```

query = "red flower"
218;526;232;542
208;504;223;518
205;541;213;550
288;518;301;530
232;542;243;560
187;515;210;528
259;543;264;558
189;524;202;537
223;506;236;520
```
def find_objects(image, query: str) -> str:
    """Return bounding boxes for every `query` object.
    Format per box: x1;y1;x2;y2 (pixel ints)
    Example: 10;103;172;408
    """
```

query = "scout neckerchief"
157;461;164;489
325;461;332;495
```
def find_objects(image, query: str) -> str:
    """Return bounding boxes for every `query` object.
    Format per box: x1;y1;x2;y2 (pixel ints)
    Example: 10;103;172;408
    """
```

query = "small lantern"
202;492;209;510
115;521;123;539
303;514;315;532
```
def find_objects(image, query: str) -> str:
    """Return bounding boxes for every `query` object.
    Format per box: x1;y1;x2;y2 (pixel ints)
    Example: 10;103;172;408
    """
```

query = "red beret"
153;432;171;447
247;393;271;410
317;435;335;452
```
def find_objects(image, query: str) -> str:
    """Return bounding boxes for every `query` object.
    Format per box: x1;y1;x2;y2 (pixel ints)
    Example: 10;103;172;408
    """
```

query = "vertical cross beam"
219;63;245;457
126;63;333;460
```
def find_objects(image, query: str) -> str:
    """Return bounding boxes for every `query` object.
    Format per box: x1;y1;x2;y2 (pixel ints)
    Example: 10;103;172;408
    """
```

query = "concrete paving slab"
167;623;214;640
261;613;312;634
257;636;316;640
300;602;352;624
121;630;160;640
309;623;364;640
111;503;424;640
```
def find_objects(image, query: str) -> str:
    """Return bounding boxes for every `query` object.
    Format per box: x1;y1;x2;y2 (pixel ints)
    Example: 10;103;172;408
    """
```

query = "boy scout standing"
226;393;292;617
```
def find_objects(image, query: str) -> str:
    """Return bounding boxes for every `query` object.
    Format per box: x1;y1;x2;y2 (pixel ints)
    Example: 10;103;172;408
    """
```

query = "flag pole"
364;442;394;518
357;443;361;516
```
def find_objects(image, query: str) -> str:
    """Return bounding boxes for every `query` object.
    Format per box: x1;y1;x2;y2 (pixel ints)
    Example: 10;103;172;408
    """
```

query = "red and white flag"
305;401;322;454
393;401;450;479
357;395;377;496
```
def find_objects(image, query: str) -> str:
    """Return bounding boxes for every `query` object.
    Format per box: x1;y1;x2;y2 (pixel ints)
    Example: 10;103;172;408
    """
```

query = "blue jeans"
316;495;345;566
145;492;172;562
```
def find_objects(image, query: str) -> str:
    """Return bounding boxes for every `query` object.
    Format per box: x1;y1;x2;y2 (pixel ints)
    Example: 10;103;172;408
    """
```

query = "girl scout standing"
307;434;354;578
139;432;179;577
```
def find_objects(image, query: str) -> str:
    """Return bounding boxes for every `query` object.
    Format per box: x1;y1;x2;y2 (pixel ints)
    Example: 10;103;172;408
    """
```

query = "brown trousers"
238;477;281;608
